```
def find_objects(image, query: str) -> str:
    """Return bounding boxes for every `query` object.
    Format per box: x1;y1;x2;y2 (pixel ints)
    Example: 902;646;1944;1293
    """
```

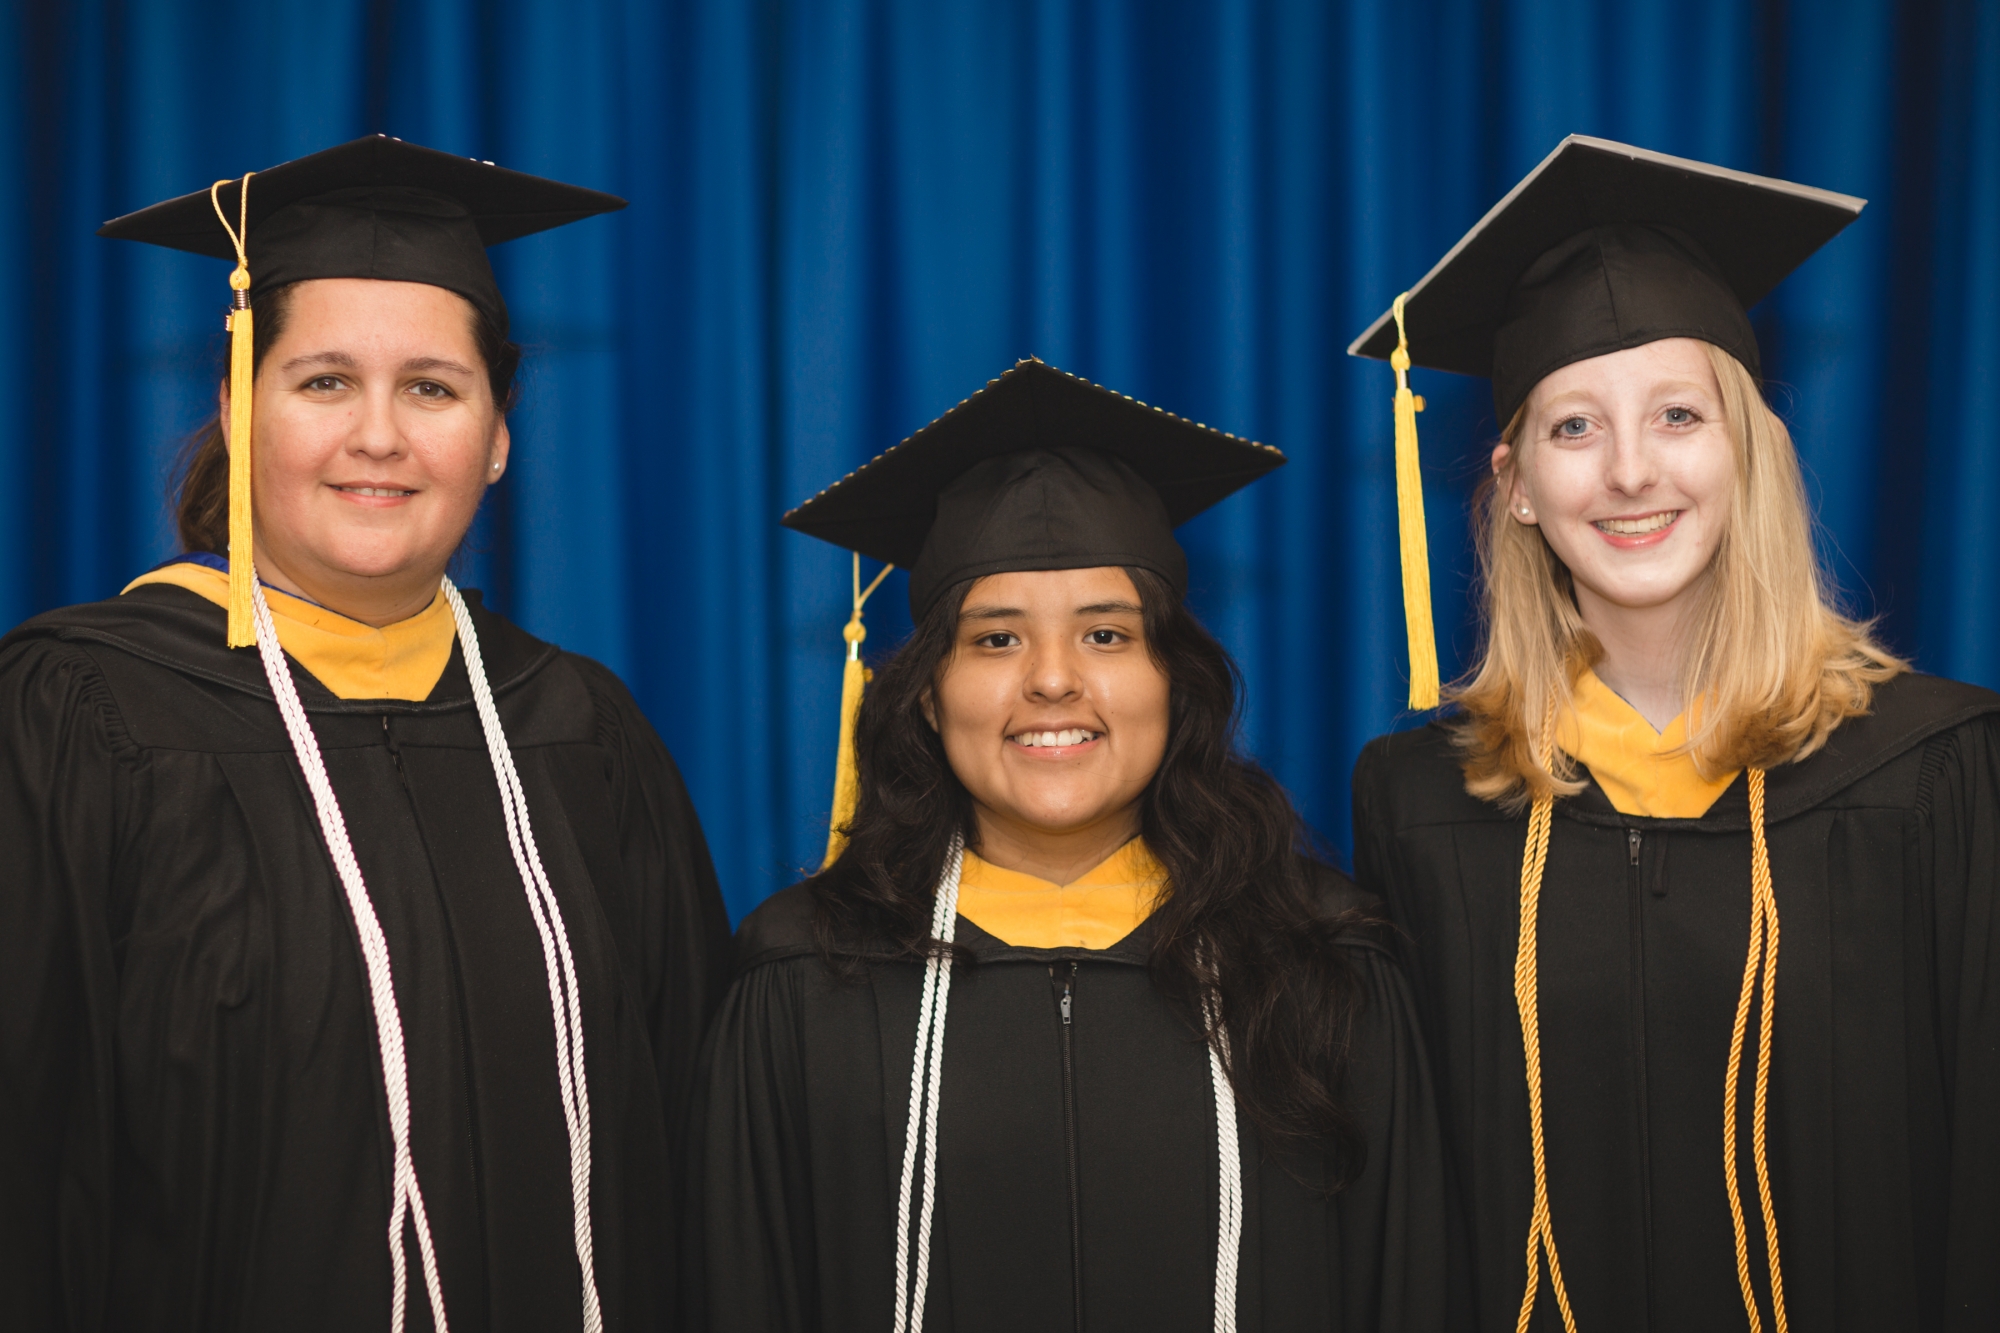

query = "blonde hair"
1452;342;1905;808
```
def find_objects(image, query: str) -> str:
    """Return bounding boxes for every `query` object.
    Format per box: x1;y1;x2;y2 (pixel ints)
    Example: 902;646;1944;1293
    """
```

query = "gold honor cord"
1723;768;1788;1332
1513;709;1578;1333
1390;293;1439;710
209;173;257;647
821;552;894;868
1514;733;1787;1333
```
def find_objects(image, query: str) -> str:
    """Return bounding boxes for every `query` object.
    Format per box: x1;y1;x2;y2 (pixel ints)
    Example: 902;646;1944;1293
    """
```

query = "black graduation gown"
687;865;1451;1333
0;583;732;1332
1351;672;2000;1332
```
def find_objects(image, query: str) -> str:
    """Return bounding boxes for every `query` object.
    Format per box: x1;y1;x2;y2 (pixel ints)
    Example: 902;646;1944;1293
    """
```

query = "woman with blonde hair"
1349;137;2000;1332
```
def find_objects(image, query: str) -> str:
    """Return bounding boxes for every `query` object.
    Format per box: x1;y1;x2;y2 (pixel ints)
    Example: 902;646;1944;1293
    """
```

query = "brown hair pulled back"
171;282;522;554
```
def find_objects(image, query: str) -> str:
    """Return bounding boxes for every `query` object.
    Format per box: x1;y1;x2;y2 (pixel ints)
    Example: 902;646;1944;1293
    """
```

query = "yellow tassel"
224;287;255;646
1390;292;1439;710
210;173;257;647
821;554;894;868
824;641;868;868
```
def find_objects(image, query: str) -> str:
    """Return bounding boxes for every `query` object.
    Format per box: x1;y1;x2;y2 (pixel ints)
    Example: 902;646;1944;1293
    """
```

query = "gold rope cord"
1516;741;1788;1333
1722;768;1788;1332
1514;709;1579;1333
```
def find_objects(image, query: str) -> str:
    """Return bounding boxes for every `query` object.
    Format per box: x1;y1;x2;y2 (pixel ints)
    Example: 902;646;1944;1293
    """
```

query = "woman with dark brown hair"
0;138;730;1332
688;361;1451;1333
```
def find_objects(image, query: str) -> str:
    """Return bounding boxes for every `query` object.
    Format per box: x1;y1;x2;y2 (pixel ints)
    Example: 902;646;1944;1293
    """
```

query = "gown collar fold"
2;570;556;715
1549;671;2000;831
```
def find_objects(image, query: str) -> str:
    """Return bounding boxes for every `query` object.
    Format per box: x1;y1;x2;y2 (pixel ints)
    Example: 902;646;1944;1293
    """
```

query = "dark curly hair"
808;565;1372;1179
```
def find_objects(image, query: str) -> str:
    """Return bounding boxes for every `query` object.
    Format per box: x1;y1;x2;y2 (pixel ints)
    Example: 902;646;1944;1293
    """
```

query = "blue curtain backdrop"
1;0;1994;921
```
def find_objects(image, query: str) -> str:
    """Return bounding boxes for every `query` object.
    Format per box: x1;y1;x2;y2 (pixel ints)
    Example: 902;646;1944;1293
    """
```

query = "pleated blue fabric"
0;0;1993;919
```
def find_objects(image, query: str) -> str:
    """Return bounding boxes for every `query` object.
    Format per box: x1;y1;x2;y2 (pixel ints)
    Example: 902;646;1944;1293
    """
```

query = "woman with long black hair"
688;360;1449;1333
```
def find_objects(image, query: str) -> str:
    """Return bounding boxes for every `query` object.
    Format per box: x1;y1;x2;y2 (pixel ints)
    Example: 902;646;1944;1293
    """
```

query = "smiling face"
227;277;508;624
1501;337;1736;623
926;566;1171;857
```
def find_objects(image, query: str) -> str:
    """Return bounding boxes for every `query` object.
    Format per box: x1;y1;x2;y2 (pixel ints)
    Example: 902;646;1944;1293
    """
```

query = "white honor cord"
884;840;1241;1333
891;833;965;1333
1204;990;1243;1333
442;578;602;1333
250;578;449;1333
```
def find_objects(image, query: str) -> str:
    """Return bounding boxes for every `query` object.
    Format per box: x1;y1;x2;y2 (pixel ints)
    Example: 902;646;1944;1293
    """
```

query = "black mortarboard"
1347;135;1864;423
783;357;1285;618
98;136;624;647
1344;135;1863;712
98;135;625;338
785;357;1283;865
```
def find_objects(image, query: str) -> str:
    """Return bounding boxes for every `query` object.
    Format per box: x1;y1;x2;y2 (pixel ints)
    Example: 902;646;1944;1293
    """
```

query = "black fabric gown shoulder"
687;861;1451;1333
1352;672;2000;1332
0;583;733;1332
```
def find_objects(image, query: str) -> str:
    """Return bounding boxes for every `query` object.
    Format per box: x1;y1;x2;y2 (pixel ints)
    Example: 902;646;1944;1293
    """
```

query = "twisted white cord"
251;577;449;1333
1203;990;1242;1333
443;579;602;1333
891;834;965;1333
884;842;1242;1332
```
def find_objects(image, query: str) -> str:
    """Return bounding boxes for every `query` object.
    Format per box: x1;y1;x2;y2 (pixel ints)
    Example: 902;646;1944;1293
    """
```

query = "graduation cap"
784;357;1284;863
99;136;626;646
1346;135;1865;709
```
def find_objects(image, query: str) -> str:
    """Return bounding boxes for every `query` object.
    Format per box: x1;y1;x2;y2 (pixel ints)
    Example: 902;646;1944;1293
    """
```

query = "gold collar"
125;561;456;702
956;837;1166;949
1556;669;1739;818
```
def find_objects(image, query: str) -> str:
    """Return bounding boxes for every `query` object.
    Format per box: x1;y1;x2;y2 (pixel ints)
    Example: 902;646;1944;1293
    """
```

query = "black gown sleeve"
1919;714;2000;1328
1329;937;1452;1333
571;656;734;1162
0;639;133;1331
1350;738;1449;1073
1349;734;1480;1333
685;954;820;1333
1350;738;1418;968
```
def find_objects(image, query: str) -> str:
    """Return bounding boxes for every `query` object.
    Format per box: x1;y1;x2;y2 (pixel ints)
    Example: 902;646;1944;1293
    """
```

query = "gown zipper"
1626;824;1656;1319
1052;961;1083;1332
382;715;405;774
